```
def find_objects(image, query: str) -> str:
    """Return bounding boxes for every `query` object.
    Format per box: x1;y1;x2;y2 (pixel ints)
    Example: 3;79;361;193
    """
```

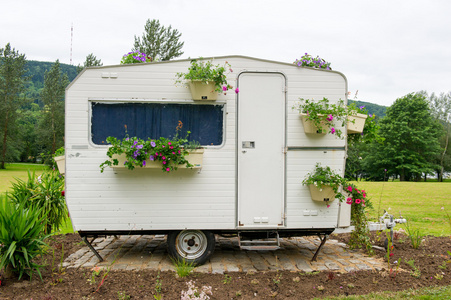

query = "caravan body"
65;56;349;263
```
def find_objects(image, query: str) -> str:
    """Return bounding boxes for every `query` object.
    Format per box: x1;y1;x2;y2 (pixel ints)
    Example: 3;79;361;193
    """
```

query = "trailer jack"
311;234;328;261
82;236;104;262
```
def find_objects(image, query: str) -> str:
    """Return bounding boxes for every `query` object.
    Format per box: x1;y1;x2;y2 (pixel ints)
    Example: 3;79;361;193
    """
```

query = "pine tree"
0;43;28;169
39;60;69;154
76;53;103;73
133;19;184;61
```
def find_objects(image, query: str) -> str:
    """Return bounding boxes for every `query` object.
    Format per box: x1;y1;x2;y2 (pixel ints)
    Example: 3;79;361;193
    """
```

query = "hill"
24;60;77;105
348;99;387;118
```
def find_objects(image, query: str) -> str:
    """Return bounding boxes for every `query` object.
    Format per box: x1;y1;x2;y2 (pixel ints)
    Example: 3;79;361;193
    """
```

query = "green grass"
0;163;51;192
351;181;451;236
315;285;451;299
0;163;74;234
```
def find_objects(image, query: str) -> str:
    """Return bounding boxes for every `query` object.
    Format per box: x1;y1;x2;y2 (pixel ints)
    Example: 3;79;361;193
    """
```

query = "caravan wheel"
167;230;215;265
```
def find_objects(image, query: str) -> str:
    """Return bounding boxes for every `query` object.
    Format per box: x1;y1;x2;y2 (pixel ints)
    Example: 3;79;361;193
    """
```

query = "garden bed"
0;233;450;299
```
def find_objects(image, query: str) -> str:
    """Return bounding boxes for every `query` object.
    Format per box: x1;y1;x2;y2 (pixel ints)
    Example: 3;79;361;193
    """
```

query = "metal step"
240;245;280;251
238;232;280;251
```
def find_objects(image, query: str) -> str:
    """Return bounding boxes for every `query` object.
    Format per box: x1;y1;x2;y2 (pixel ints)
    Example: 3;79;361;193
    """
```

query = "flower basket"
111;149;204;170
188;80;218;101
308;184;337;202
299;113;328;135
347;113;367;134
53;155;65;175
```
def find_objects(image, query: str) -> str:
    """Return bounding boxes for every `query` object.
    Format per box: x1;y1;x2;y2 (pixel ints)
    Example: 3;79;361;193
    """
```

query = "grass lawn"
351;181;451;236
0;163;51;192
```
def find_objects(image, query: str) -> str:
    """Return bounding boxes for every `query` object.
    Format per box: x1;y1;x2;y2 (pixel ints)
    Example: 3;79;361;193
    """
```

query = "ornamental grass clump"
345;183;374;254
293;97;347;138
0;194;51;280
9;171;67;234
302;163;346;202
176;58;238;94
294;53;332;70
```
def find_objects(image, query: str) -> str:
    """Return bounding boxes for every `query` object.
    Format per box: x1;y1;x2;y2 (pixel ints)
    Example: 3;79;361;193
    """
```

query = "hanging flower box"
188;80;218;101
299;113;328;135
347;113;367;134
308;185;337;202
53;155;65;175
110;149;204;170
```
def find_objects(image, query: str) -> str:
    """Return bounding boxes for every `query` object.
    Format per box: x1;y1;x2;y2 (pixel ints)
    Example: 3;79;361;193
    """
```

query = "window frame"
88;98;227;149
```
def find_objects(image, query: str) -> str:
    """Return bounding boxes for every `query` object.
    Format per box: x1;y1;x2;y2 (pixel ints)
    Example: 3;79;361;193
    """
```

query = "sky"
1;0;450;107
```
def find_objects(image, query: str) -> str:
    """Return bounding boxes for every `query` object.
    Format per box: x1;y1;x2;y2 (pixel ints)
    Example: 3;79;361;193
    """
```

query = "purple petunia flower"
151;141;156;147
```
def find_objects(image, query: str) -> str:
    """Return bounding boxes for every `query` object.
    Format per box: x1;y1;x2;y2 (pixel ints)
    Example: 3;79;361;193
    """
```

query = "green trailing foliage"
345;183;374;254
0;194;51;280
9;170;67;233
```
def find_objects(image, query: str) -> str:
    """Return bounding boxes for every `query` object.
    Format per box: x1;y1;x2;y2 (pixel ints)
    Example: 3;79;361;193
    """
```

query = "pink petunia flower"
166;168;170;172
223;86;227;91
347;186;353;192
355;199;361;204
331;127;336;134
235;87;239;93
346;197;352;204
326;114;333;121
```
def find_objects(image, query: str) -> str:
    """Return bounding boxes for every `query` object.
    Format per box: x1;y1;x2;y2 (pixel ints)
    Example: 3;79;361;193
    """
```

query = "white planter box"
299;113;328;135
111;149;204;170
188;80;218;101
53;155;65;175
347;113;367;134
308;184;337;202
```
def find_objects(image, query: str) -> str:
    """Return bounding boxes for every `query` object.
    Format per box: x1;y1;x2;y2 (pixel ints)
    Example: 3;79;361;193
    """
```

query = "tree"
368;92;441;181
39;60;69;154
429;92;451;181
133;19;184;61
0;43;28;169
76;53;103;73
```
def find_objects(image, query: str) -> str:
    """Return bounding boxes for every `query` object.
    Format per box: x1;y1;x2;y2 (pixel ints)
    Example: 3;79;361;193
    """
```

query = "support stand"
82;236;104;262
311;234;328;261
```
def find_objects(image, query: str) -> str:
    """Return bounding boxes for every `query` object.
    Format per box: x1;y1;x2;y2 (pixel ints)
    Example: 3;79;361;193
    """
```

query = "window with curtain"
91;102;224;146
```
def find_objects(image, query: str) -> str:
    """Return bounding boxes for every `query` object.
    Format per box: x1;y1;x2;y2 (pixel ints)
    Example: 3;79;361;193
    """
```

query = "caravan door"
237;72;286;228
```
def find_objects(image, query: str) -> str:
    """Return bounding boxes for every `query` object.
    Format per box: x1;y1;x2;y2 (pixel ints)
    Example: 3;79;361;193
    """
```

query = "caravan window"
91;102;224;146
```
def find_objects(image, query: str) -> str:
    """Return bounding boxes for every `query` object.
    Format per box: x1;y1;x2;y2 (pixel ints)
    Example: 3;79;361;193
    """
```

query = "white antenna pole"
70;23;73;65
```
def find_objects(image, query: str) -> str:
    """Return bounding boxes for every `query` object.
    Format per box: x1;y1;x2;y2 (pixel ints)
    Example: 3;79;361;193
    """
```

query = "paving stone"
275;252;296;271
159;259;174;272
247;252;268;271
356;263;371;270
336;258;349;266
349;259;362;264
325;262;340;270
294;259;313;272
194;263;211;273
64;235;382;274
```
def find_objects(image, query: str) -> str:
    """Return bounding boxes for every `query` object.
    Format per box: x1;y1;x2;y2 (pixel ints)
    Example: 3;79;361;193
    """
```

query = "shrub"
9;171;67;233
0;194;51;280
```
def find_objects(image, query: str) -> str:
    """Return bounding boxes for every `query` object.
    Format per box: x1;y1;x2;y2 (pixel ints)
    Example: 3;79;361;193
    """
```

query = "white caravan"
64;56;350;264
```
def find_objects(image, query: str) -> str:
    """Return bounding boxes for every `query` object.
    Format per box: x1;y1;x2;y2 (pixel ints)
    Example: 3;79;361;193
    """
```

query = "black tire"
167;230;215;266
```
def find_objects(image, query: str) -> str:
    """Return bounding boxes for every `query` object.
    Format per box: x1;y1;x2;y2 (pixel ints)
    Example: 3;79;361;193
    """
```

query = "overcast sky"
1;0;450;106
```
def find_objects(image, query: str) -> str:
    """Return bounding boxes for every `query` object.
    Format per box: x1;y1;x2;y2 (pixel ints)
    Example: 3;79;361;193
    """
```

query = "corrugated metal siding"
65;56;347;232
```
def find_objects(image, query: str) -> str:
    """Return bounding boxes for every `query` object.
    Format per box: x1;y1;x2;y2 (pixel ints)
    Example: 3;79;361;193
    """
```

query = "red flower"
61;190;65;197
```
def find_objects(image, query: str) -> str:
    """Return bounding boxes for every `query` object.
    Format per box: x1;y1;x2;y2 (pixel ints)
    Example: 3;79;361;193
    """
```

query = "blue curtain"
91;102;224;145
